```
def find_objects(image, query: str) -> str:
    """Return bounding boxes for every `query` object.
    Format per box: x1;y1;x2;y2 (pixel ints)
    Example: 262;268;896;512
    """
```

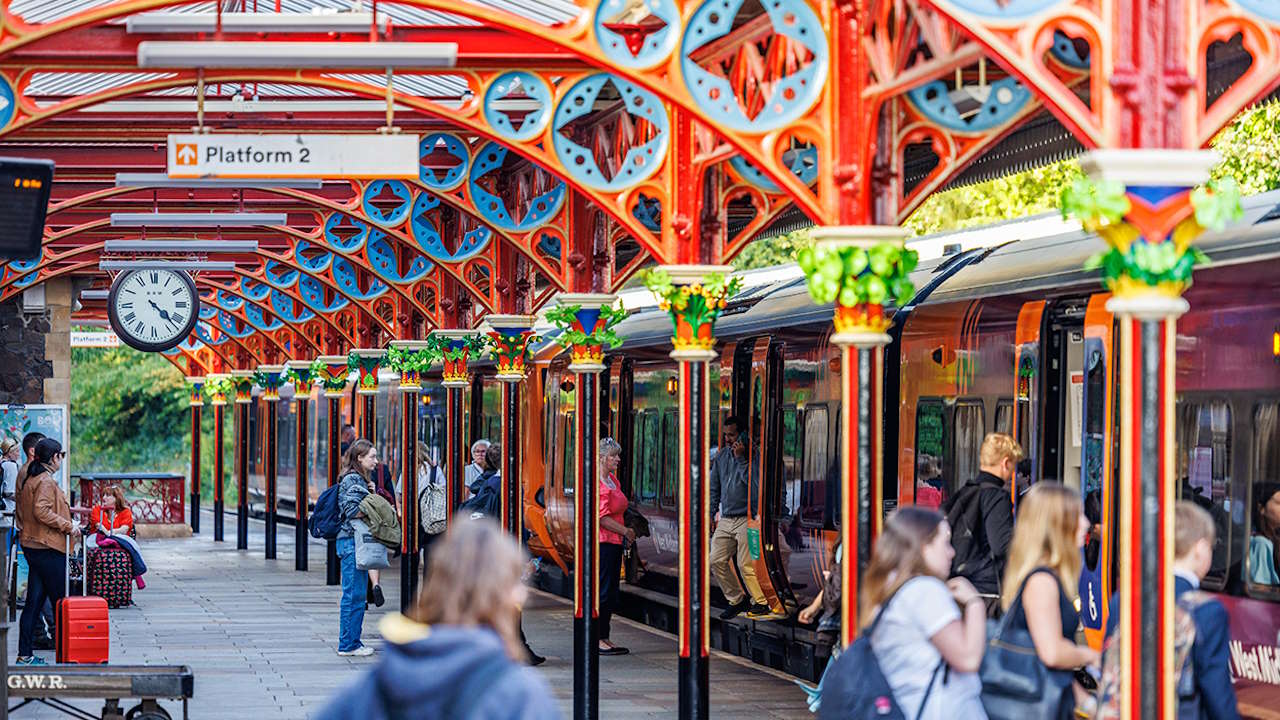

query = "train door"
1013;301;1046;490
1043;298;1088;486
744;338;797;615
1079;293;1115;648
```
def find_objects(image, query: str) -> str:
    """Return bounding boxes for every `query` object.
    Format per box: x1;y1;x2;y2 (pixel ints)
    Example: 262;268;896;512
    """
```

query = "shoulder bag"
978;568;1075;720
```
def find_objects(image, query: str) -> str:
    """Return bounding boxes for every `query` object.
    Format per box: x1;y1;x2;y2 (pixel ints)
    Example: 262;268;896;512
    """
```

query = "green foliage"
642;269;743;311
385;343;440;373
905;159;1086;236
202;375;235;402
731;228;813;270
1190;176;1244;231
1209;101;1280;195
544;303;628;349
431;333;486;360
1083;242;1208;287
1059;176;1131;231
796;242;918;306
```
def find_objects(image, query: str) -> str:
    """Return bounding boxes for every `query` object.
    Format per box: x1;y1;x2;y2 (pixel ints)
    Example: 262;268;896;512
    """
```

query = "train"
243;190;1280;712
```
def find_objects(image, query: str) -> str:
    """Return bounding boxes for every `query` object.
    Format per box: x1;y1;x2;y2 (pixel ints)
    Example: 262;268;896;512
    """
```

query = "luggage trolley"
7;664;194;720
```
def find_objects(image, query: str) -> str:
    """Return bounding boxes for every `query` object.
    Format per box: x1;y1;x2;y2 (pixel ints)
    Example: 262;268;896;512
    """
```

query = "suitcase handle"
64;527;87;598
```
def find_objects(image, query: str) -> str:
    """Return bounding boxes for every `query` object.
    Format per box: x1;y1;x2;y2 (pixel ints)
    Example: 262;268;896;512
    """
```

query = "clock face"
108;269;199;352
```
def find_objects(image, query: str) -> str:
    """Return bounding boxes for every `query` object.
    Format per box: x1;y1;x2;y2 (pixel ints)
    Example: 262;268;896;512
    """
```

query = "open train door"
1078;293;1115;649
1012;301;1047;504
744;337;797;616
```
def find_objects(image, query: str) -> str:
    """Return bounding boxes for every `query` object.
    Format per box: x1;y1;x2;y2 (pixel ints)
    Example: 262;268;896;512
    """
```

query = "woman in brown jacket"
15;438;80;665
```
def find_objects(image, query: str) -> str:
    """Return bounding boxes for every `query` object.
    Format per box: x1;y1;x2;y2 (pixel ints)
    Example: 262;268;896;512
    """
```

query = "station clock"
107;269;199;352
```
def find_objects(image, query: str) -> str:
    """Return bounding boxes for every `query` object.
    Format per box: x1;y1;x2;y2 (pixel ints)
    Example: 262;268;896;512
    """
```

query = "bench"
7;665;193;720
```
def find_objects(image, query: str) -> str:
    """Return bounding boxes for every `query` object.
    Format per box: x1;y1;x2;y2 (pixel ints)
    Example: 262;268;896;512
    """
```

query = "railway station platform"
5;514;811;720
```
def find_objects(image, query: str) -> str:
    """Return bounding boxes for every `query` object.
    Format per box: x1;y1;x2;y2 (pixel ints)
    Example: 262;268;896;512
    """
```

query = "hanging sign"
167;133;420;179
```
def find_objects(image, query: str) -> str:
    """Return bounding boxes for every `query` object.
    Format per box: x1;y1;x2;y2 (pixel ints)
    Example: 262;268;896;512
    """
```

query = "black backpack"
944;483;992;581
818;583;944;720
308;483;343;540
458;482;501;520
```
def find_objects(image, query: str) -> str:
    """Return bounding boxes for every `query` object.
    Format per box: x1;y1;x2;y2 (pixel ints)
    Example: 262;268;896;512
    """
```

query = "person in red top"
90;485;148;589
598;438;635;656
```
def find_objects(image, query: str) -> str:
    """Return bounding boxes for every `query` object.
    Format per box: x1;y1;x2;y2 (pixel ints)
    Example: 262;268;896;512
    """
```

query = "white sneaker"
337;645;374;657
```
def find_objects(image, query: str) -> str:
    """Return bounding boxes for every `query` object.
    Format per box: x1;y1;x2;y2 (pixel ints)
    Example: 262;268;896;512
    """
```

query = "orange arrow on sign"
176;143;197;166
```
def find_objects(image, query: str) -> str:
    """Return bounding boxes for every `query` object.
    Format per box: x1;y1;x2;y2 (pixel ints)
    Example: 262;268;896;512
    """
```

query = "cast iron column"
326;395;341;585
294;392;309;571
488;315;536;541
212;397;225;542
400;387;419;611
258;365;285;561
186;376;203;534
233;370;252;550
446;386;465;517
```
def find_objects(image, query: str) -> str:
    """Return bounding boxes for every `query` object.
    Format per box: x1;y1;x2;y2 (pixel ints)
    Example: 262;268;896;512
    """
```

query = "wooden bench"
7;665;193;720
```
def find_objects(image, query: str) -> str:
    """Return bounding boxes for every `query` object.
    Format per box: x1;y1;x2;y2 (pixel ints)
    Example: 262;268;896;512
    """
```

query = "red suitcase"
56;537;109;664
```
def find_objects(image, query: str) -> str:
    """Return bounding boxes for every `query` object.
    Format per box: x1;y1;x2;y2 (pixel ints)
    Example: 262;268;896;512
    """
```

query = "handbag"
419;465;448;536
979;568;1075;720
351;519;390;571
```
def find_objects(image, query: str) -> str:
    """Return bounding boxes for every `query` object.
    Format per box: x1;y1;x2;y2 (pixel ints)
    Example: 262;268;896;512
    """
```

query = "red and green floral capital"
254;365;286;403
545;294;624;374
285;360;316;398
644;265;742;362
204;373;233;407
348;349;385;396
314;356;351;399
387;340;437;392
230;370;255;404
486;315;537;383
1067;150;1239;317
432;330;482;388
185;376;206;407
800;227;917;347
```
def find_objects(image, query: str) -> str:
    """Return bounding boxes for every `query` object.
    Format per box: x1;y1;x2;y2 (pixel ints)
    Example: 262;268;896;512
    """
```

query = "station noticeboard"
166;133;420;179
1;404;70;490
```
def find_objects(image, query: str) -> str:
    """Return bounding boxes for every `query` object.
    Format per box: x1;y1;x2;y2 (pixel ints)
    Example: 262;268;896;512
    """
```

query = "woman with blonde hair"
316;519;559;719
986;483;1099;718
823;507;987;719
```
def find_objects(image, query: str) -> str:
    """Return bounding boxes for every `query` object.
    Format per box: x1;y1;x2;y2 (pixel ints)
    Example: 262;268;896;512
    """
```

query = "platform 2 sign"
166;133;420;179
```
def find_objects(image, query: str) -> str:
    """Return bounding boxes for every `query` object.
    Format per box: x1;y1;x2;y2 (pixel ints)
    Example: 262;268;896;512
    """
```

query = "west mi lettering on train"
1229;641;1280;685
200;145;312;164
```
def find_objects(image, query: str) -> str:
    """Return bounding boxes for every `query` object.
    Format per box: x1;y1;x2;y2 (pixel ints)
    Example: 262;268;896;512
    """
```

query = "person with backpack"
316;518;559;720
942;433;1021;616
416;442;448;570
1097;501;1240;720
460;444;502;520
819;507;987;720
335;439;378;657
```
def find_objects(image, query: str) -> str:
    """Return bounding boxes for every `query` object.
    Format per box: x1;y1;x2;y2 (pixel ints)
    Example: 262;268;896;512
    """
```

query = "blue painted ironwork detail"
594;0;680;70
298;275;348;314
536;232;562;260
906;76;1031;132
293;240;333;273
269;289;315;324
215;289;242;311
552;73;669;191
483;72;552;142
331;256;388;300
1127;185;1190;206
942;0;1065;19
191;324;219;347
323;213;370;252
242;302;284;332
361;180;413;227
410;194;491;262
367;232;433;284
729;141;819;192
198;304;217;321
681;0;827;133
262;260;299;288
240;278;271;302
631;193;662;232
1050;30;1090;69
419;133;470;191
217;311;255;338
0;77;16;129
469;143;566;231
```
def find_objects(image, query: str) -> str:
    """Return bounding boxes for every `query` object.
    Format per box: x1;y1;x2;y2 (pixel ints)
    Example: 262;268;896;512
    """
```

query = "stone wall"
0;278;71;405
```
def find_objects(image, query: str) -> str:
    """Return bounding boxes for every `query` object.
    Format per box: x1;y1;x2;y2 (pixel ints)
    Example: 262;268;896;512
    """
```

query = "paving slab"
6;512;812;719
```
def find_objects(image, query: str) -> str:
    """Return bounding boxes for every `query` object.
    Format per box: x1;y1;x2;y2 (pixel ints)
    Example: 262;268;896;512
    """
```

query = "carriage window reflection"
1249;403;1280;590
1175;398;1233;590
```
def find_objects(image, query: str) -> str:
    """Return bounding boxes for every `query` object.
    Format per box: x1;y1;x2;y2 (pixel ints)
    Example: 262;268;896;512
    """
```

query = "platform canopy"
0;0;1275;375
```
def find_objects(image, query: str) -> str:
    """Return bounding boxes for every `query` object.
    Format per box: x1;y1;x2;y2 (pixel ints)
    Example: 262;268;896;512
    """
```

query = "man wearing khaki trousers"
710;431;771;620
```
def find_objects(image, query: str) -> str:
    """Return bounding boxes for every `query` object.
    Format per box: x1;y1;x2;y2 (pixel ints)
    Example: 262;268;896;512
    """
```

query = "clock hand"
147;299;172;321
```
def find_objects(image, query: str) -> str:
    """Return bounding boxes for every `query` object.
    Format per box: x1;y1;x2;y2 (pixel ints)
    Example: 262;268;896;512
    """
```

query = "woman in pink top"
598;437;635;656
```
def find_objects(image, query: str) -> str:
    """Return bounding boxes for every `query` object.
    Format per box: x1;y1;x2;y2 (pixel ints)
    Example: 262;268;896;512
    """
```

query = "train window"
640;411;659;503
953;400;985;500
561;411;575;494
994;401;1014;436
1247;402;1280;596
1175;399;1233;590
661;410;677;508
915;400;948;511
781;406;800;523
630;410;643;501
800;405;828;528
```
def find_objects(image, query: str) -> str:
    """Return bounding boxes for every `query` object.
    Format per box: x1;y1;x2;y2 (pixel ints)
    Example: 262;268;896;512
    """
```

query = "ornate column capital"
802;226;917;347
285;360;317;397
485;315;537;383
229;369;255;404
254;365;286;403
205;373;231;407
315;356;351;398
547;293;622;374
348;349;386;396
645;264;739;362
387;340;435;392
430;330;482;388
185;375;206;407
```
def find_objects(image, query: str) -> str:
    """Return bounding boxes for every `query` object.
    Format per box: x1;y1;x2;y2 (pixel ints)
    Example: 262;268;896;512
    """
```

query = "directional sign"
167;133;420;179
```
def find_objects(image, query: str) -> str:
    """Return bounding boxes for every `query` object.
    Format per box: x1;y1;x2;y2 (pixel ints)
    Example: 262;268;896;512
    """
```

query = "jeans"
336;536;368;652
598;542;624;640
19;547;67;657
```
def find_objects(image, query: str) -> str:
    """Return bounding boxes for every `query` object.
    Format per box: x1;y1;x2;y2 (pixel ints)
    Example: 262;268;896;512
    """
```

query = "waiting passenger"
711;431;770;620
943;433;1021;616
823;507;988;719
1;437;18;547
335;439;378;656
997;483;1099;716
465;439;492;496
709;417;740;462
89;485;147;590
15;438;80;666
597;438;635;656
315;519;560;720
339;424;357;456
1249;482;1280;585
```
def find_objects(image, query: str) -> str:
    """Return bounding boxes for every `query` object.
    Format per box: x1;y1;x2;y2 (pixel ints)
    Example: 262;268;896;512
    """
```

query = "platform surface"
6;513;812;719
